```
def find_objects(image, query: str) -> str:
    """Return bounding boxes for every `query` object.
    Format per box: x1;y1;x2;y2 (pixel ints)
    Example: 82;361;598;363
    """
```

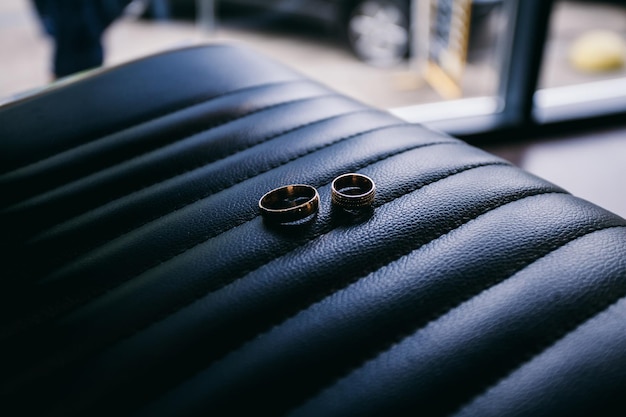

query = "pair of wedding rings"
258;173;376;224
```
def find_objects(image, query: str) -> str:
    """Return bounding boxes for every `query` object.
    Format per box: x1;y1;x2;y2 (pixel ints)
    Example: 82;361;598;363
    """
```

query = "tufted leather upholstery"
1;44;625;417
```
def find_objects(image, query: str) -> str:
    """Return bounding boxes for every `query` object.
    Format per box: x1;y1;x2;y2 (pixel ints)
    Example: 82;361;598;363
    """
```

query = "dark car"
146;0;502;66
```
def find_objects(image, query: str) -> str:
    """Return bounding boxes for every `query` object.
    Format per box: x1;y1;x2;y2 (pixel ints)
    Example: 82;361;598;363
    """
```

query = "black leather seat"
1;44;625;417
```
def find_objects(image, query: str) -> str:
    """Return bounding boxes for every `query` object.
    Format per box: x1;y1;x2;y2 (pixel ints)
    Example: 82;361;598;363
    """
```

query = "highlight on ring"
259;184;320;224
331;173;376;210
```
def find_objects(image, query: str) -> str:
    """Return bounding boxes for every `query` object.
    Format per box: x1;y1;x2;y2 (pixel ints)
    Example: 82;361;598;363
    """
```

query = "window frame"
391;0;626;142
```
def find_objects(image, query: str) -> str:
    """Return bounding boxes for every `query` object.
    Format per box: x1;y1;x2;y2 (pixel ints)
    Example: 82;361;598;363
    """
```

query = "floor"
484;127;626;219
1;0;625;218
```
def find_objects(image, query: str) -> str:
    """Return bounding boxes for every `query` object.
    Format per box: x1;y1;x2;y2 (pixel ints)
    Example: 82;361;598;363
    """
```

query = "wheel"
346;0;410;66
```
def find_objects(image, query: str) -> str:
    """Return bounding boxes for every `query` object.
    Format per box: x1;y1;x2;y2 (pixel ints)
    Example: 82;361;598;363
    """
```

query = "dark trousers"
32;0;131;78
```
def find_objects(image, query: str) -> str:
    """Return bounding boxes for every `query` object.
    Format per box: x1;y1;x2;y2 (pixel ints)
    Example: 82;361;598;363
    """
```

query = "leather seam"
41;141;462;348
139;174;557;411
3;91;340;211
12;137;464;395
25;108;380;248
106;161;518;395
296;223;626;415
234;161;514;283
0;78;312;178
125;141;472;305
37;121;415;285
449;224;626;417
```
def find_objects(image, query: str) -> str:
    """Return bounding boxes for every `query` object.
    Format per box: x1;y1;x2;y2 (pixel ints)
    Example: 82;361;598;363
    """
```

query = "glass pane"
539;0;626;89
1;0;514;115
535;0;626;122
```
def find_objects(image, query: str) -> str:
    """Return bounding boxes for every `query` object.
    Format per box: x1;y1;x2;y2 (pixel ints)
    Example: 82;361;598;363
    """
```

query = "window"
2;0;625;135
535;0;626;123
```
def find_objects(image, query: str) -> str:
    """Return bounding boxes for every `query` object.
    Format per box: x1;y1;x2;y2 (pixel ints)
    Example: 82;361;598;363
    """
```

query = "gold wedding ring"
331;173;376;209
259;184;320;223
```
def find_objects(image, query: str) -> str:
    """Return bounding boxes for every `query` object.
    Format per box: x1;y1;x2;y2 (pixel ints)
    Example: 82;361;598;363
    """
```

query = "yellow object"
569;30;626;72
425;61;463;99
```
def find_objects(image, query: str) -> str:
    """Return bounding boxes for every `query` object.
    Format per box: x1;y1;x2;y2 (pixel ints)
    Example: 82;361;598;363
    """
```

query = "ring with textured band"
259;184;320;223
331;173;376;209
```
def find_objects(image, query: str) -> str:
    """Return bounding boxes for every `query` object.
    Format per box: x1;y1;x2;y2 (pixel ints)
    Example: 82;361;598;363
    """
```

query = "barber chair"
1;44;625;416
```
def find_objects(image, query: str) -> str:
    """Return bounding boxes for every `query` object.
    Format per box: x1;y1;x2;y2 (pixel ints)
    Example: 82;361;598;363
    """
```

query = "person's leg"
50;1;104;78
31;0;55;36
50;0;130;78
149;0;171;20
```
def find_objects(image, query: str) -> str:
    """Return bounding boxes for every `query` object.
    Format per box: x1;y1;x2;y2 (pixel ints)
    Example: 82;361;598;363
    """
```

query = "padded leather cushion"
1;44;625;417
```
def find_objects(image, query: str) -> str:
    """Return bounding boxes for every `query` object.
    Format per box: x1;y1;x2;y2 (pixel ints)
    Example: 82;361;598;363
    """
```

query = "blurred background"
1;0;625;217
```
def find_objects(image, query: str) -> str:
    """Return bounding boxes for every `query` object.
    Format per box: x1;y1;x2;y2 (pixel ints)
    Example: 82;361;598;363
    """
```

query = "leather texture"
1;44;625;417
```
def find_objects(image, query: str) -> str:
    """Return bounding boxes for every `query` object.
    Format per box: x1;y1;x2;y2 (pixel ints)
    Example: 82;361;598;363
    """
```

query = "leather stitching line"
26;107;379;249
28;140;459;356
35;122;415;286
4;91;339;212
113;161;523;407
450;224;626;417
233;161;514;282
11;137;462;396
1;79;310;178
116;141;468;320
297;223;625;415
